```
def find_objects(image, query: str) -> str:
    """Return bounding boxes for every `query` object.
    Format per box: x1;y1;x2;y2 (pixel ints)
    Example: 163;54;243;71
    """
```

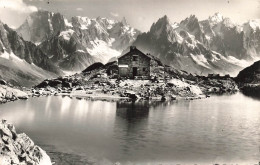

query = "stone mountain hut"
118;46;151;79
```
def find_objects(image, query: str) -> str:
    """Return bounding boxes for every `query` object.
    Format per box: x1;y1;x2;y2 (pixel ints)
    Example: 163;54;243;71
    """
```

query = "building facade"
118;46;151;79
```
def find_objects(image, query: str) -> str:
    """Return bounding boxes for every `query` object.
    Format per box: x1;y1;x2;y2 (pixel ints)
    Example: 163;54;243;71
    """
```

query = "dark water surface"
0;93;260;164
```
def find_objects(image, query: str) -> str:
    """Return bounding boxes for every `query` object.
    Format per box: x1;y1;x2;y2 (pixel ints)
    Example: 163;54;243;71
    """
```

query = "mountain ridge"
129;13;260;76
1;11;260;87
17;10;141;72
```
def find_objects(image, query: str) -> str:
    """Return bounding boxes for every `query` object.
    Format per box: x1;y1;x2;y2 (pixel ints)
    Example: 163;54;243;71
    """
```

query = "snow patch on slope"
59;29;74;40
224;56;252;68
208;12;223;26
190;54;210;69
76;50;86;53
211;51;251;68
248;19;260;31
0;51;24;63
87;38;121;64
168;78;203;95
64;18;73;27
0;51;10;60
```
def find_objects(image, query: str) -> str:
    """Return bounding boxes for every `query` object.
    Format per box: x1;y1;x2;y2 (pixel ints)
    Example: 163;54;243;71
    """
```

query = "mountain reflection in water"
0;93;259;164
116;101;149;120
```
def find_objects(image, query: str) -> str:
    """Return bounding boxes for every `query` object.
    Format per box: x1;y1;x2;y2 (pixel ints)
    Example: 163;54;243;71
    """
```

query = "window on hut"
133;55;138;61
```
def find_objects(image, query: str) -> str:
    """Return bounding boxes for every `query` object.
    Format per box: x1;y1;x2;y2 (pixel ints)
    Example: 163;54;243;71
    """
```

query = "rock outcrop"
0;120;52;165
235;60;260;84
235;60;260;97
0;85;29;104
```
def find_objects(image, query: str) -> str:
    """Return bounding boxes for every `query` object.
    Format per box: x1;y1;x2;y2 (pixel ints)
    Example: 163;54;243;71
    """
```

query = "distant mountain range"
17;10;140;72
131;13;260;76
0;10;260;86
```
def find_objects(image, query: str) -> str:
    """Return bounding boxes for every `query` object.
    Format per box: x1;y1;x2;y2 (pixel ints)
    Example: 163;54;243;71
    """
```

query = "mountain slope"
235;60;260;98
0;21;61;87
235;60;260;84
17;10;67;43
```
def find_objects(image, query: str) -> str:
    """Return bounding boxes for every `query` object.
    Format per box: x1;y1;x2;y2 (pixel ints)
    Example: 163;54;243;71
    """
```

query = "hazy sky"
0;0;260;31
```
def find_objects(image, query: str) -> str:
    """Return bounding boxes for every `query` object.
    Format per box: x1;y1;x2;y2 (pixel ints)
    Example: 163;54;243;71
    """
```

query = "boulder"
13;89;29;100
48;80;62;87
36;81;49;88
161;95;166;101
124;91;140;100
0;120;52;165
62;81;72;88
170;94;177;100
0;79;7;85
5;91;13;100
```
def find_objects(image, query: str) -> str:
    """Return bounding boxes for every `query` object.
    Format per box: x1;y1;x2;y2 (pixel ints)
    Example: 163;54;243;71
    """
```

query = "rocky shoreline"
0;85;29;104
234;60;260;98
30;61;239;102
0;120;52;165
240;84;260;98
0;55;242;104
0;74;239;105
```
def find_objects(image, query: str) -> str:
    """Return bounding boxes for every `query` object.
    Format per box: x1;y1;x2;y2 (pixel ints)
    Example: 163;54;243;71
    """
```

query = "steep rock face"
0;120;52;165
235;60;260;84
243;20;260;60
131;13;260;76
17;11;140;72
0;21;61;87
59;50;97;71
209;18;245;59
0;21;60;74
17;10;67;43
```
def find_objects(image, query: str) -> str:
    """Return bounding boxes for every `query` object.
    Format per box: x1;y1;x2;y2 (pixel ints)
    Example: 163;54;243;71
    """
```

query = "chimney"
130;46;136;51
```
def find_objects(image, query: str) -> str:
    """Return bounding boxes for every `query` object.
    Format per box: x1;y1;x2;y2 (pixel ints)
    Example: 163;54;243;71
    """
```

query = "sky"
0;0;260;31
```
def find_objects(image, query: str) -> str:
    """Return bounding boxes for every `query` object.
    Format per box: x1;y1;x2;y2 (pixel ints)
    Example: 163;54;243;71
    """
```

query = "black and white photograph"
0;0;260;164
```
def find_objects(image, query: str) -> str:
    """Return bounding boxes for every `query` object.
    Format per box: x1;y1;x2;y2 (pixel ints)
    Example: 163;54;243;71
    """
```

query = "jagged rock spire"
121;17;128;26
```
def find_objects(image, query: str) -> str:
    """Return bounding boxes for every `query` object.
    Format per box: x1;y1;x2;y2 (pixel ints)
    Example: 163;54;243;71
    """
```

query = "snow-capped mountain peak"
171;22;179;30
245;19;260;31
13;11;260;76
121;17;128;26
131;14;260;76
208;12;224;26
149;15;173;38
222;17;236;28
179;15;201;33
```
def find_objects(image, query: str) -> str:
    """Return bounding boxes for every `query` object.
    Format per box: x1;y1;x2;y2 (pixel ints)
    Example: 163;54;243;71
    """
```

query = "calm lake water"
0;93;260;164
